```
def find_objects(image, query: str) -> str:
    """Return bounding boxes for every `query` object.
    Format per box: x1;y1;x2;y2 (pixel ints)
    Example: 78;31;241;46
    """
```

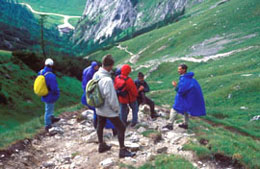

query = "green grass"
18;0;86;16
119;154;196;169
88;46;131;66
184;119;260;168
142;129;160;137
139;154;196;169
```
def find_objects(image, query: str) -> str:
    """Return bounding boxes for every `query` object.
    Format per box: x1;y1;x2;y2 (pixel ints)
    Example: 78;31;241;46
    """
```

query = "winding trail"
20;3;81;30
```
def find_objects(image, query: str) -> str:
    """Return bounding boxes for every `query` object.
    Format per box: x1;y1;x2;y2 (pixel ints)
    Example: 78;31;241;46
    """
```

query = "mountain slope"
85;0;260;167
72;0;200;54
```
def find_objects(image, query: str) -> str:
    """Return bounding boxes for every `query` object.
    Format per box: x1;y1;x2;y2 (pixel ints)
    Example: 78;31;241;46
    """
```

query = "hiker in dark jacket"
114;64;139;127
38;58;60;132
93;55;135;158
135;72;160;119
163;64;206;130
81;61;116;135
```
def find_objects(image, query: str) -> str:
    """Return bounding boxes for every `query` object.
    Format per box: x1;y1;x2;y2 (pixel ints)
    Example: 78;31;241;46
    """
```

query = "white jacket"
93;67;120;117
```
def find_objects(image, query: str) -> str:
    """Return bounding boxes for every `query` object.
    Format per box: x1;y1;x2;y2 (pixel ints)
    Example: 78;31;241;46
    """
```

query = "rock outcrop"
72;0;191;45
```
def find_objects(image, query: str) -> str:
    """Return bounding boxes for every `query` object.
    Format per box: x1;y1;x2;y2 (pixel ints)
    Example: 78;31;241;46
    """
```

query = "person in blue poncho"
81;61;117;135
38;58;60;132
163;64;206;130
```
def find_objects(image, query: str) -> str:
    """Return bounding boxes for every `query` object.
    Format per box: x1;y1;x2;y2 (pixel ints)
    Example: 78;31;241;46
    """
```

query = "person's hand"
172;81;177;87
139;85;144;92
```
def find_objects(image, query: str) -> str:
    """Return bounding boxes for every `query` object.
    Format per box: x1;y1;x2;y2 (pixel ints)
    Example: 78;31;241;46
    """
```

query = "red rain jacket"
114;64;138;104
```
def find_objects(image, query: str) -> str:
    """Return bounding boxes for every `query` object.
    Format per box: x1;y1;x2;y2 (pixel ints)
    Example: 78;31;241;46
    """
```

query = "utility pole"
39;14;47;58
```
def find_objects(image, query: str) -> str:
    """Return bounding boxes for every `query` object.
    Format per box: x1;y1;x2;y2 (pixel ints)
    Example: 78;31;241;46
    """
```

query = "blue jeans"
45;103;54;127
120;101;139;125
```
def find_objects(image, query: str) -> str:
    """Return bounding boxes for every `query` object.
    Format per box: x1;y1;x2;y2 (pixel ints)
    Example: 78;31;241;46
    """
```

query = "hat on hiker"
45;58;54;66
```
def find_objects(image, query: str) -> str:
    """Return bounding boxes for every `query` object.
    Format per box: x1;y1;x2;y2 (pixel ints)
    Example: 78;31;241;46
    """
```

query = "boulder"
42;161;55;168
83;132;97;143
49;127;64;135
157;147;168;154
100;158;114;168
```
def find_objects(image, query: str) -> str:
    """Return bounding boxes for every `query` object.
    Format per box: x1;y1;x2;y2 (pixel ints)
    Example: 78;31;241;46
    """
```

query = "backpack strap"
119;75;129;81
43;72;52;76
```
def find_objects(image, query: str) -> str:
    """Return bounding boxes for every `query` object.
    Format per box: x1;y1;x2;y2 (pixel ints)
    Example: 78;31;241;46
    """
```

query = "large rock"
42;161;55;168
100;158;114;168
49;127;64;135
156;147;168;154
125;141;140;151
83;132;98;143
81;110;94;120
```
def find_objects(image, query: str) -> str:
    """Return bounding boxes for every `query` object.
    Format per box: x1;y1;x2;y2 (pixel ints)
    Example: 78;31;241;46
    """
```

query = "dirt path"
0;105;232;169
20;3;81;30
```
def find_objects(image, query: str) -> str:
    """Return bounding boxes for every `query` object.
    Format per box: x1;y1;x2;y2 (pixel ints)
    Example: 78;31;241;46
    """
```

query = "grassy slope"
0;50;83;147
17;0;85;27
88;0;260;168
17;0;86;16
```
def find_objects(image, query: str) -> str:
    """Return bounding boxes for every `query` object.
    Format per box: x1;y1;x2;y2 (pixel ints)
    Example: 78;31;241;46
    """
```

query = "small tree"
39;14;47;58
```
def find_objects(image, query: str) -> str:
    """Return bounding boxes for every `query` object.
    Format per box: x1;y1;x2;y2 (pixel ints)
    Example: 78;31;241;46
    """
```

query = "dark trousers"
137;93;156;114
97;115;125;148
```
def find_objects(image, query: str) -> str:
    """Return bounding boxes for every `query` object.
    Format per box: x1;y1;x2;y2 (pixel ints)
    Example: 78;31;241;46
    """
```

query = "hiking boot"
151;113;160;119
112;129;118;137
162;124;173;130
119;147;136;158
51;116;60;124
98;143;112;153
178;123;188;129
45;125;52;132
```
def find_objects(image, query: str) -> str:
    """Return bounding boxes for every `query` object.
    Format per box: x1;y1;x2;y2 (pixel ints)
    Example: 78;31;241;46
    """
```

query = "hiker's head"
178;64;188;75
121;64;131;76
45;58;54;68
91;61;99;71
138;72;145;82
102;54;114;72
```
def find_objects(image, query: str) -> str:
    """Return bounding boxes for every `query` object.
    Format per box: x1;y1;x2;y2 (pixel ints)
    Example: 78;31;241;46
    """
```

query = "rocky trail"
0;105;234;169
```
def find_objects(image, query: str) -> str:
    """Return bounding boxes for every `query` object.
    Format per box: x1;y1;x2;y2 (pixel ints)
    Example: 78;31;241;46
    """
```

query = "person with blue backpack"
81;61;117;136
163;64;206;130
38;58;60;132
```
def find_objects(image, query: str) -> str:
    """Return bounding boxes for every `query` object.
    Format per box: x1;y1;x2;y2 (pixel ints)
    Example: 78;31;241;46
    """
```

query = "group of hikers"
36;55;206;158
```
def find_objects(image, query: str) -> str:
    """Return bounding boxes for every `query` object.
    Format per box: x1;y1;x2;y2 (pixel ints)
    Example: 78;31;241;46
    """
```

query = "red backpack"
115;75;129;97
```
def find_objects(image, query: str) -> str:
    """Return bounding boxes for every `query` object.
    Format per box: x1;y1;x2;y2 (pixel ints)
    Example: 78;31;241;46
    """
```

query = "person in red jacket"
114;64;139;127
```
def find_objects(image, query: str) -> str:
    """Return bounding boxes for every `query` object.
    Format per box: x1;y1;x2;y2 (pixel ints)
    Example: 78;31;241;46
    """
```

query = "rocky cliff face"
72;0;190;46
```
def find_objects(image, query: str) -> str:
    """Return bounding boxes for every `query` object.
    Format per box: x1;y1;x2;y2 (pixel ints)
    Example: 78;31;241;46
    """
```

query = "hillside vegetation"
0;50;87;148
0;0;79;55
87;0;260;168
17;0;86;16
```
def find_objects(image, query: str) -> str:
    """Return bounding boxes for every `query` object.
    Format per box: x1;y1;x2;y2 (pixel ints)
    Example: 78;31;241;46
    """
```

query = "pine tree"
39;14;48;58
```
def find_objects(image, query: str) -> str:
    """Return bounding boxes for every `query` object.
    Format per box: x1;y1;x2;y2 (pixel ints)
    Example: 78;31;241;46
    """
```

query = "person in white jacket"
93;54;135;158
